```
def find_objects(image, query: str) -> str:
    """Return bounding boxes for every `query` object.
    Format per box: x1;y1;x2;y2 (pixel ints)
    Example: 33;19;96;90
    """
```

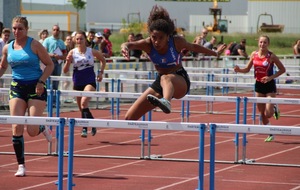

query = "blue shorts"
9;80;47;102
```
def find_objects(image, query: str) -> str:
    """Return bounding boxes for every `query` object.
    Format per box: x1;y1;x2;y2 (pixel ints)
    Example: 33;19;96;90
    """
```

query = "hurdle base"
237;159;256;164
144;154;163;159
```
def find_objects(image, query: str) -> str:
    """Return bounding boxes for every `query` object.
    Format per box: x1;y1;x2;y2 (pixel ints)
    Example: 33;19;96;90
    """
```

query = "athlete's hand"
121;44;130;60
36;83;45;96
233;65;240;72
216;43;227;56
261;76;271;83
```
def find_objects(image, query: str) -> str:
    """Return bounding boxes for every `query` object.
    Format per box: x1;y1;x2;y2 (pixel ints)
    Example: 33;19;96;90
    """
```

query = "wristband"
38;80;46;85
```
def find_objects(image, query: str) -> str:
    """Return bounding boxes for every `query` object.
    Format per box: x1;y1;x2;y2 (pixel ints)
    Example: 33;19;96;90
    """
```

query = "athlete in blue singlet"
121;5;226;120
0;16;54;177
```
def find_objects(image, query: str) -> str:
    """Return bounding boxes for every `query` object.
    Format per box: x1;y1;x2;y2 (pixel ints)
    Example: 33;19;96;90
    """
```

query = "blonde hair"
12;16;28;29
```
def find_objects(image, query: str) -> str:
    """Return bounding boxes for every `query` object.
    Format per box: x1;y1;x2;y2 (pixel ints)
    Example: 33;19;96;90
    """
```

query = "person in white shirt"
63;30;106;138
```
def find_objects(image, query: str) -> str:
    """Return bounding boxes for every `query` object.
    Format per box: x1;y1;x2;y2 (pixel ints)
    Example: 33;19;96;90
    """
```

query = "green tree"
69;0;86;30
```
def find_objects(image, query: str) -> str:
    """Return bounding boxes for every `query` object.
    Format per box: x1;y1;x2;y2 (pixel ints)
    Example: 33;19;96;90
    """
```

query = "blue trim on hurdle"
206;74;210;96
140;128;145;158
141;115;146;158
181;100;185;121
197;124;206;190
186;91;190;121
252;85;257;123
57;118;65;190
211;74;214;96
110;79;115;119
209;124;216;190
243;97;248;147
67;119;76;190
117;79;121;117
234;97;241;162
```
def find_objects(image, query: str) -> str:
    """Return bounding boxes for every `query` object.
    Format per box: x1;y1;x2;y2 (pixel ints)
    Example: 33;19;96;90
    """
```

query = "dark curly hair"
147;5;175;36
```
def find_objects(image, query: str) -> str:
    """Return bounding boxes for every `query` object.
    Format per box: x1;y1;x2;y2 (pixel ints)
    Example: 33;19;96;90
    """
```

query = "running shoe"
273;104;280;120
91;127;97;136
42;126;53;142
81;128;88;138
15;164;26;177
265;135;274;142
147;94;171;114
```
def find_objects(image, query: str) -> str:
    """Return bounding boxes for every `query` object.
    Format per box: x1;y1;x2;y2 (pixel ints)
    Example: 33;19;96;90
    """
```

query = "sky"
22;0;70;5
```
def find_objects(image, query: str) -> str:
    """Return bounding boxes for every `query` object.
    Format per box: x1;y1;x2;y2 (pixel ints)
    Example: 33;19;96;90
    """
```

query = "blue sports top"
148;36;183;68
7;37;42;81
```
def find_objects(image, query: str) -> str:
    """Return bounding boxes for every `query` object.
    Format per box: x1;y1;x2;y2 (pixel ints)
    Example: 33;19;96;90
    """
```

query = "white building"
3;0;298;34
86;0;300;34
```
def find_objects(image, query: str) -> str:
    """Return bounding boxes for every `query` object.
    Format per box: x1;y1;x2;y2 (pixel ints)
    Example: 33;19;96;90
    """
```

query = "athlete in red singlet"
234;35;286;142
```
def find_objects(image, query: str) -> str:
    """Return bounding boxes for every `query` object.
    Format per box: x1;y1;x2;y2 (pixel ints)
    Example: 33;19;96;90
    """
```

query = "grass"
110;32;299;56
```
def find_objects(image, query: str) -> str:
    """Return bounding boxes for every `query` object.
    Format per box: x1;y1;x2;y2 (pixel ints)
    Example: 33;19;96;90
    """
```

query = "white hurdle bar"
67;118;207;190
57;90;300;164
0;116;65;190
208;123;300;190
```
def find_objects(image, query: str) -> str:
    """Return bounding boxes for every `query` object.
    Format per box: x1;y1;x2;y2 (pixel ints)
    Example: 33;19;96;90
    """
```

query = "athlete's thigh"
9;98;27;116
255;92;266;112
27;99;46;116
171;74;187;99
125;88;158;120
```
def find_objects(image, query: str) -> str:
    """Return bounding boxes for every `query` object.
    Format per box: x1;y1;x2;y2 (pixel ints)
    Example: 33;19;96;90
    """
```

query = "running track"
0;90;300;190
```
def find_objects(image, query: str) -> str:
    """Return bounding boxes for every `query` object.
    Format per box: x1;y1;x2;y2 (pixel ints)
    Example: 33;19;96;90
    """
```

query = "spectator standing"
203;36;217;50
1;28;11;44
192;28;208;57
0;28;11;89
293;39;300;56
0;21;3;36
193;28;208;46
127;33;135;43
87;30;97;49
61;35;75;103
130;33;144;59
42;25;67;103
38;29;49;44
37;29;49;71
101;28;113;58
0;16;54;177
93;32;104;51
0;28;11;57
231;38;248;58
63;31;106;137
234;35;285;142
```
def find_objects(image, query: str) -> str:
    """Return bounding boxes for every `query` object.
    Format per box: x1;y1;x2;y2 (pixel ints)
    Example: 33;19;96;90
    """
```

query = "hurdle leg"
56;118;65;190
196;124;206;190
67;119;76;190
209;124;216;190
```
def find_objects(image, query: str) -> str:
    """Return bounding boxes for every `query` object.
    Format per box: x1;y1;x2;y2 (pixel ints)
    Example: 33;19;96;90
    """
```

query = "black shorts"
73;82;97;91
255;80;276;94
151;67;190;96
9;80;47;102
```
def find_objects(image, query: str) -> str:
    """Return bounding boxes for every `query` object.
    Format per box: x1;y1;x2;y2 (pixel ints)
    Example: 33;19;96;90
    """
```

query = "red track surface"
0;90;300;190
